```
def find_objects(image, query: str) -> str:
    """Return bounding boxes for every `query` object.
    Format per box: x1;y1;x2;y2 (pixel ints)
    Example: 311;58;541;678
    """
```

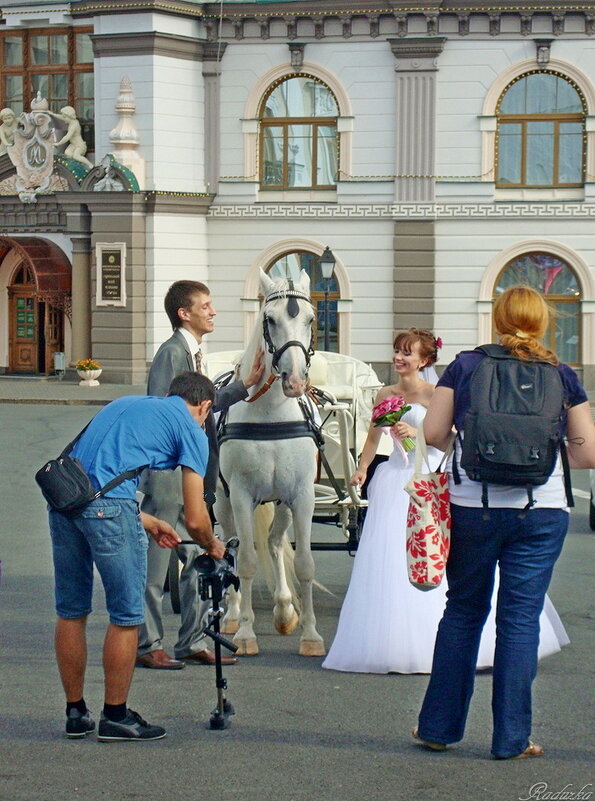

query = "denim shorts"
49;497;148;626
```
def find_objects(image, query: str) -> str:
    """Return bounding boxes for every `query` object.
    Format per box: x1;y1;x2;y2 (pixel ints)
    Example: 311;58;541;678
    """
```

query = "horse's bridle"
262;283;315;374
245;283;314;404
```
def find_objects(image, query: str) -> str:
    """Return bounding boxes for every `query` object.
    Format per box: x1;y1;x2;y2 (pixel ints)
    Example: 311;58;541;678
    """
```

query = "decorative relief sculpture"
92;154;125;191
6;93;56;203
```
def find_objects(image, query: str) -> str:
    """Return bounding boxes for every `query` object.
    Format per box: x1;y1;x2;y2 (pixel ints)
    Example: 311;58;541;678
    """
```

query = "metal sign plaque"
95;243;127;307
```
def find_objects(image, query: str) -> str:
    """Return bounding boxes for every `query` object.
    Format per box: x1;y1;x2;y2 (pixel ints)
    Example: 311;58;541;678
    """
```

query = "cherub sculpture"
49;106;93;168
0;108;18;156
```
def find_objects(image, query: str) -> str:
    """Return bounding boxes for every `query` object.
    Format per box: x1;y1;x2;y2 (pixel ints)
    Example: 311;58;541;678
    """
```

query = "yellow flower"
76;358;101;371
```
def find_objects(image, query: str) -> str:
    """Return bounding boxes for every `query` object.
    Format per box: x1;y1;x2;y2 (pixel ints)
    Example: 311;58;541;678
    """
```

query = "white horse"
214;269;325;657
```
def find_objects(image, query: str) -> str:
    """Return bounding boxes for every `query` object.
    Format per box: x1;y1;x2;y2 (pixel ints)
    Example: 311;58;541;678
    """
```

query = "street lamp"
319;246;336;352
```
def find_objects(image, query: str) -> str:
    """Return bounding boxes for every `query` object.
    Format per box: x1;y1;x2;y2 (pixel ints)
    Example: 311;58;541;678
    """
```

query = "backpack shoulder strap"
474;343;509;359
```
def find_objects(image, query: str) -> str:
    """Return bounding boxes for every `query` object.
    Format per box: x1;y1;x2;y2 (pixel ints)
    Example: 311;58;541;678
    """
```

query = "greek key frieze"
209;203;595;220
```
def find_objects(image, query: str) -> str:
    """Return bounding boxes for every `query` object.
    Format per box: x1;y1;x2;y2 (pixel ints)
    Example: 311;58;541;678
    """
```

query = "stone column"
389;38;445;339
388;38;446;203
203;43;227;194
70;243;91;363
62;201;92;365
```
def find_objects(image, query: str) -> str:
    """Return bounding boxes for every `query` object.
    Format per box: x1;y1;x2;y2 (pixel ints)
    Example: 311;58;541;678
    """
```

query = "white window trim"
478;239;595;365
480;58;595;191
242;62;353;189
242;238;352;354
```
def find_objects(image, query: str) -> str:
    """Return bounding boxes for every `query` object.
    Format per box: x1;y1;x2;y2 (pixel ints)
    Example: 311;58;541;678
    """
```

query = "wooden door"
8;286;39;373
43;303;63;375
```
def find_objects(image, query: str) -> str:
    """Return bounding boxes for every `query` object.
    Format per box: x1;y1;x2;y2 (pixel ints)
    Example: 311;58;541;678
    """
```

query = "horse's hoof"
233;638;259;656
221;619;239;635
273;608;299;635
299;640;326;657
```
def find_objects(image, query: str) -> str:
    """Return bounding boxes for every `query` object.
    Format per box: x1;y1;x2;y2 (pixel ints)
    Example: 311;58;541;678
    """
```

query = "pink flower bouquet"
372;395;415;451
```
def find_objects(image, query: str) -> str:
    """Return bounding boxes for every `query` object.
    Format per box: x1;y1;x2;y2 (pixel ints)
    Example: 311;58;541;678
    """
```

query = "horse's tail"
253;503;301;613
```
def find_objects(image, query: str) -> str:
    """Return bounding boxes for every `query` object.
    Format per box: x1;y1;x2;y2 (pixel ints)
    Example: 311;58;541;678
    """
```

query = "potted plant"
76;358;102;387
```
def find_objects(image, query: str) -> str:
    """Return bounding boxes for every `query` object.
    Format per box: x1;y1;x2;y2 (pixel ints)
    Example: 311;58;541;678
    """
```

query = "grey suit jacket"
141;328;247;503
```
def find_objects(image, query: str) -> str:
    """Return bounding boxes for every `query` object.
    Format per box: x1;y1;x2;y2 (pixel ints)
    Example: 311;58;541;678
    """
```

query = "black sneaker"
97;709;166;742
66;708;95;739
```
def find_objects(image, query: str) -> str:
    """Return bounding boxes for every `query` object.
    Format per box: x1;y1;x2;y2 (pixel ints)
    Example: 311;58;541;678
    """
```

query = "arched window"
267;251;340;351
260;75;339;190
494;252;581;364
496;71;585;188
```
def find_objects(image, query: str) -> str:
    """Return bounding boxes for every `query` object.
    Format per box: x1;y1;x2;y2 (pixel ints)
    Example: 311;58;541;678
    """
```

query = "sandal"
497;742;544;760
412;727;447;752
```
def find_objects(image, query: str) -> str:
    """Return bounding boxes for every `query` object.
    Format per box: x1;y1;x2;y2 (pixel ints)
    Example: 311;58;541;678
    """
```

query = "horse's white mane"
238;270;310;382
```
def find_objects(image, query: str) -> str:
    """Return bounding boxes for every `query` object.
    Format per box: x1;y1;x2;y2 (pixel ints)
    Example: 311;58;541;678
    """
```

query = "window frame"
0;26;94;152
258;74;339;192
493;254;582;366
495;70;586;189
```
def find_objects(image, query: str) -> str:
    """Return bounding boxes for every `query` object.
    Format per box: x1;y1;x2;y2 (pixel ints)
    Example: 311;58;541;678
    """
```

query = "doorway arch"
0;236;71;374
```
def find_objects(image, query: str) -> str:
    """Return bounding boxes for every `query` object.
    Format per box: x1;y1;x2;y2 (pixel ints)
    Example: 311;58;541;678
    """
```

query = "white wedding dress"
322;403;570;674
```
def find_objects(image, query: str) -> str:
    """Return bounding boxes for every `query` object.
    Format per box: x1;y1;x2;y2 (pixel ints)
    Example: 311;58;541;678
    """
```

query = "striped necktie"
194;349;202;374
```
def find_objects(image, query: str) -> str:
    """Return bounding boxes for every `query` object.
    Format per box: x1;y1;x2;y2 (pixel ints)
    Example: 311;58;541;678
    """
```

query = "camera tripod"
184;538;240;730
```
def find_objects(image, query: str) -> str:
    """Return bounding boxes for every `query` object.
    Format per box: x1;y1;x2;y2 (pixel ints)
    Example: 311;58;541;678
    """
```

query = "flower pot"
77;368;102;387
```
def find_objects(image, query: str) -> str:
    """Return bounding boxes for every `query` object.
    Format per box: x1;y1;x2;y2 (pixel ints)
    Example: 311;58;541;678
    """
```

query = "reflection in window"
495;253;581;364
260;76;338;190
0;28;94;156
267;251;340;352
496;71;585;188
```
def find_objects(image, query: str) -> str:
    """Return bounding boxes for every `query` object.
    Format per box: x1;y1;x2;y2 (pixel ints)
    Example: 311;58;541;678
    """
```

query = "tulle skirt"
322;455;569;674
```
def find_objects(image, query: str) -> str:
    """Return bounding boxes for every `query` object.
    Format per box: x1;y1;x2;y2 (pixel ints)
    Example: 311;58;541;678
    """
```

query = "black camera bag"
35;421;143;518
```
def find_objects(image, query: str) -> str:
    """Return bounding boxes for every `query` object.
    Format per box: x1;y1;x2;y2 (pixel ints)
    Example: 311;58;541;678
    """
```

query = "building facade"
0;0;594;389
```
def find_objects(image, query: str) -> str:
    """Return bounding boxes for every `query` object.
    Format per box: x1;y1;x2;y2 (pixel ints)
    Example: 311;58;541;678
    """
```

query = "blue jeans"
417;505;568;758
49;497;148;626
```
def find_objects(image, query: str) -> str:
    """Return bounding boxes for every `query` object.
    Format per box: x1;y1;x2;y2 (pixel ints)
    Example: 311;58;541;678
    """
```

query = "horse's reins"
246;282;314;404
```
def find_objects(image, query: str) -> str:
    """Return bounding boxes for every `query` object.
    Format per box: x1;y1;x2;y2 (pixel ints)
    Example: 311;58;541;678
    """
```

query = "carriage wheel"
168;549;181;614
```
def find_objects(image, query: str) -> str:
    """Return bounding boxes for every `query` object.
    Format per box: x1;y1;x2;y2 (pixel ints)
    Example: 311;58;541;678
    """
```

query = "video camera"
193;536;240;601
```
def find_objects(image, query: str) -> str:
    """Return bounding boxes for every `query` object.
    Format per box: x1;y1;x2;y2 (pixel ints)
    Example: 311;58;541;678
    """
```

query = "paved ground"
0;384;593;801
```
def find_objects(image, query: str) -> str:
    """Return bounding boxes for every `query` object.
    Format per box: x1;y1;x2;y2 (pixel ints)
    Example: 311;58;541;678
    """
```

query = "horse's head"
259;269;315;397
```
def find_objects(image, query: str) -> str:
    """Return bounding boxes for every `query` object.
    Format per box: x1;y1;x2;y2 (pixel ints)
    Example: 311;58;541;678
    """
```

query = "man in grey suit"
136;280;263;669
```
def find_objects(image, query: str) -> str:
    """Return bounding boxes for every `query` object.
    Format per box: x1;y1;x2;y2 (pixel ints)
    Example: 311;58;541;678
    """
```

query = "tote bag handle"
414;422;455;475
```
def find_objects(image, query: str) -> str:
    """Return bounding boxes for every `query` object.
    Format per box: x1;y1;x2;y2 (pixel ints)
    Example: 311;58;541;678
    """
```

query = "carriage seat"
309;352;355;402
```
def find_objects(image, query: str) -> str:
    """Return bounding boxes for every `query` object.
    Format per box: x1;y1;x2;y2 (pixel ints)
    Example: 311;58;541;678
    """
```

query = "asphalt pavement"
0;380;593;801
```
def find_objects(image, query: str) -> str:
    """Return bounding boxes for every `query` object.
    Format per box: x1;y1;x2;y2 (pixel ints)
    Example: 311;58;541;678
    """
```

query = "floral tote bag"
404;426;454;591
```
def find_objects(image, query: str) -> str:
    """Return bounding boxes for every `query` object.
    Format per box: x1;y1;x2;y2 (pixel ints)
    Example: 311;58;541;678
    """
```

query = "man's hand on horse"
244;347;265;388
140;512;182;549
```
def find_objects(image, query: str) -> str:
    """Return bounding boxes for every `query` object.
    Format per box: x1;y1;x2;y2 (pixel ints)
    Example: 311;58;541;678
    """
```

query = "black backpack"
454;344;573;511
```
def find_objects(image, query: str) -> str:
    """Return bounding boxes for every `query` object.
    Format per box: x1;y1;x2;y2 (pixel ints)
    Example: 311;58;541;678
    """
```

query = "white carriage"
204;349;387;552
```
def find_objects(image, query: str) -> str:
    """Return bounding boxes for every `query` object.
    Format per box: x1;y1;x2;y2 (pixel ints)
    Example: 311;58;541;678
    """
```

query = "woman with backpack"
414;285;595;759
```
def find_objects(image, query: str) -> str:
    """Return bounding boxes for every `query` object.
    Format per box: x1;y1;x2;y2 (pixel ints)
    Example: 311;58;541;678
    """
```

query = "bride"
322;328;569;674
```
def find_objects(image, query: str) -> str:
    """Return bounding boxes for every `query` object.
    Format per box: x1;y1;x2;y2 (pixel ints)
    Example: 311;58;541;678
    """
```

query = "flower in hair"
435;336;443;349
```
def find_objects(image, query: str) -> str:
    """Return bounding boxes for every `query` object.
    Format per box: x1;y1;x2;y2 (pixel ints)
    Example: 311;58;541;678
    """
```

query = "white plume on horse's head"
259;267;310;298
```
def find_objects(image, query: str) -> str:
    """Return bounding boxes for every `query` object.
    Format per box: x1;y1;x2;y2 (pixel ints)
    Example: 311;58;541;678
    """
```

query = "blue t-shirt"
437;349;588;508
438;350;587;433
71;395;208;499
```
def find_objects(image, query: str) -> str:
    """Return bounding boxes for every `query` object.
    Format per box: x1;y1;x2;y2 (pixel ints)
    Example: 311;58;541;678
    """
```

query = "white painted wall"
93;14;206;190
217;41;396;189
145;214;209;359
433;217;595;361
206;215;394;363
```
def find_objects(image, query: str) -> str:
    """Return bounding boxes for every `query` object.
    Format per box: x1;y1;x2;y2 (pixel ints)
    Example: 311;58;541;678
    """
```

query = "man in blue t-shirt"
49;372;225;743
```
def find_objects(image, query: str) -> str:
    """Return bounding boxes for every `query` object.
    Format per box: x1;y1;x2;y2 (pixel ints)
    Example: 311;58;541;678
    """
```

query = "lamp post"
319;246;336;352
